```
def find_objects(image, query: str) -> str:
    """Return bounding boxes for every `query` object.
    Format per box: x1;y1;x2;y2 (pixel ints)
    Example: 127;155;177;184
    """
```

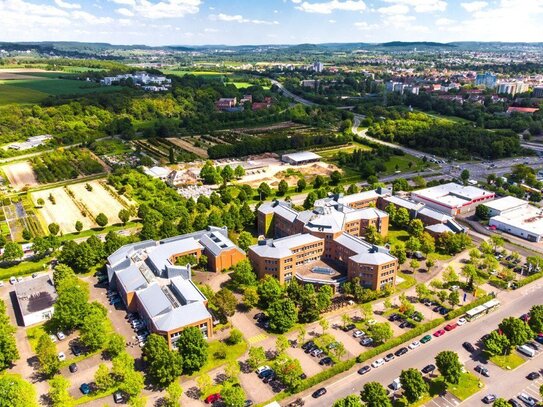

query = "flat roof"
147;238;203;272
490;205;543;236
281;151;321;162
15;275;57;316
337;190;380;205
484;196;527;212
250;233;323;259
412;183;493;208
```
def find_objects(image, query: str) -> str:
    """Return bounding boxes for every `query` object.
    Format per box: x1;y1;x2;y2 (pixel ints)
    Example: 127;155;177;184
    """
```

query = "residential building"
107;227;246;349
475;72;497;89
313;61;324;73
507;106;540;114
14;275;57;326
411;183;495;216
497;81;528;96
215;98;238;110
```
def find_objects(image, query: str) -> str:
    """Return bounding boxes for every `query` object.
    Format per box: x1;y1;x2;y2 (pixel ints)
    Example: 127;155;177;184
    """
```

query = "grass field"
0;83;46;105
433;372;483;400
195;339;247;376
490;353;525;370
162;70;231;79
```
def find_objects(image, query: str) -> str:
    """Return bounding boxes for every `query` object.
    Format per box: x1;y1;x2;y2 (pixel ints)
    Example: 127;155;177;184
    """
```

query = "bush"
488;277;509;290
516;271;543;288
226;329;244;345
444;295;494;321
293;359;357;393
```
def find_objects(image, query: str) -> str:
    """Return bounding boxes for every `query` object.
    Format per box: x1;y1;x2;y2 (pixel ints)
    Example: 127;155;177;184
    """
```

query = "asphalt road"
294;284;543;406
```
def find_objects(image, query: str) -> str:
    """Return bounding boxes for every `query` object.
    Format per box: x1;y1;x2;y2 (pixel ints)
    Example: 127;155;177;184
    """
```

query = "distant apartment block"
475;72;497;89
101;71;171;91
312;61;324;73
386;81;419;95
107;227;245;348
497;81;528;95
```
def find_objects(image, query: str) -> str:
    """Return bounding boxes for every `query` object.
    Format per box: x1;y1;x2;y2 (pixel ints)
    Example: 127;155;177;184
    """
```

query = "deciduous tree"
400;368;429;403
177;327;208;374
435;351;462;384
143;334;183;386
361;382;392;407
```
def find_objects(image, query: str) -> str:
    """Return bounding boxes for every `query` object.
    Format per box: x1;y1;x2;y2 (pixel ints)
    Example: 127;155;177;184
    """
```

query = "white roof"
282;151;321;162
144;166;171;178
413;183;492;208
147;238;203;272
490;204;543;236
337;190;380;205
484;196;527;212
249;234;322;259
425;223;453;234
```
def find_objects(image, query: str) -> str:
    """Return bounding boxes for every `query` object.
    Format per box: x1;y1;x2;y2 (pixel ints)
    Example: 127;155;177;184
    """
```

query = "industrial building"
281;151;321;165
487;197;543;243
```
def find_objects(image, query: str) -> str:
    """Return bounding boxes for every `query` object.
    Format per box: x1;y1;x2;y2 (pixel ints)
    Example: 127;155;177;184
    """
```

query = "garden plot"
3;161;39;190
32;187;94;234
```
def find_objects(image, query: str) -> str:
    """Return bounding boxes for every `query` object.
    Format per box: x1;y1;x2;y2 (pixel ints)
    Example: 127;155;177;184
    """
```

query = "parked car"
56;332;65;341
444;323;457;331
518;393;538;407
343;324;356;332
301;341;314;351
395;347;408;357
483;394;496;404
357;365;371;375
462;342;475;353
9;276;16;285
408;341;420;350
526;342;540;351
310;348;323;357
69;363;78;373
384;353;395;362
79;383;91;395
432;306;442;313
457;318;467;326
263;373;276;384
254;312;265;320
113;391;125;404
352;330;365;338
527;372;541;380
319;357;333;366
205;393;222;404
420;335;432;344
371;359;385;368
256;365;271;375
244;401;254;407
421;364;436;374
360;337;374;346
71;344;83;357
259;369;274;379
508;399;521;407
535;335;543;345
439;307;450;315
474;365;489;377
388;313;399;321
312;388;327;398
433;329;446;337
57;352;66;361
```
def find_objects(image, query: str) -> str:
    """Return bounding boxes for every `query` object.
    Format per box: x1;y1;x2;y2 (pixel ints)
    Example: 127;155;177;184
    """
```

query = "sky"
1;0;543;46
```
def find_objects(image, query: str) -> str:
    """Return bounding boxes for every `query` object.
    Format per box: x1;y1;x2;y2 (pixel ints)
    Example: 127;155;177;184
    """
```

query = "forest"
366;112;522;159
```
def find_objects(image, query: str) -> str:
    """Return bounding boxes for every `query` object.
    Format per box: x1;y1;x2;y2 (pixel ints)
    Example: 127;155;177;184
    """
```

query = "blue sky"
1;0;543;46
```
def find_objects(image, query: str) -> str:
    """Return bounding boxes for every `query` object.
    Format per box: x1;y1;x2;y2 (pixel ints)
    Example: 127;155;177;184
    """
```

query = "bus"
465;299;501;321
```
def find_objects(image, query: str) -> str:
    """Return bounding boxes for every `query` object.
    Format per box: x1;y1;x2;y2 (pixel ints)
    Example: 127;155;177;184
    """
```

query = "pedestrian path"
248;333;268;344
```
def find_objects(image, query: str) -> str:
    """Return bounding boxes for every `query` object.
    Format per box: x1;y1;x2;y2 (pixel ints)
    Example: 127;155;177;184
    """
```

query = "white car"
256;365;271;375
457;318;467;326
353;330;365;338
366;319;377;326
56;332;66;341
57;352;66;361
408;341;421;350
9;276;16;285
371;358;385;368
49;335;58;343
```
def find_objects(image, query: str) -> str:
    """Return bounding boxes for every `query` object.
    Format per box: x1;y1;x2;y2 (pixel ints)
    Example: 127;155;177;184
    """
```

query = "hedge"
357;317;445;363
488;277;509;290
516;271;543;288
292;359;357;393
444;294;495;321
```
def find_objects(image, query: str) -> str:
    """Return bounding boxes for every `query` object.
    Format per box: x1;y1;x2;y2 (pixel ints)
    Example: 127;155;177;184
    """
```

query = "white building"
144;166;171;181
281;151;321;165
411;183;495;216
483;196;527;217
14;275;57;326
489;198;543;242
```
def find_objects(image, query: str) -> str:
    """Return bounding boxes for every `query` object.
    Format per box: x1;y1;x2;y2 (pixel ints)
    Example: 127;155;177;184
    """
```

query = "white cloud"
110;0;201;19
382;0;446;13
328;19;336;22
294;0;366;14
54;0;81;9
377;4;409;14
354;21;379;30
111;0;136;5
460;1;488;12
116;7;134;16
204;27;218;32
435;17;454;25
71;10;113;24
209;13;279;24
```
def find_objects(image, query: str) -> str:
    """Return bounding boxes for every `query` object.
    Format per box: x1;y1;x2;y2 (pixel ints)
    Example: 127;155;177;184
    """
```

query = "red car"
205;394;221;404
434;329;446;337
444;323;457;331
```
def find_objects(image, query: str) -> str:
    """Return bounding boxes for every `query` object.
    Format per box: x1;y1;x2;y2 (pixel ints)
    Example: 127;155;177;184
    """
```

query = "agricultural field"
166;137;209;158
161;70;232;79
2;196;44;241
32;179;136;234
30;149;104;184
2;161;39;190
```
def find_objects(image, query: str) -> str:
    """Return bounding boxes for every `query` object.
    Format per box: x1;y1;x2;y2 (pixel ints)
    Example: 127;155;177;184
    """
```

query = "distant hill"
379;41;456;48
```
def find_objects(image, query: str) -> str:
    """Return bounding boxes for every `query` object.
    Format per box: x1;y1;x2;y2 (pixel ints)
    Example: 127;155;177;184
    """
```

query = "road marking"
248;333;267;344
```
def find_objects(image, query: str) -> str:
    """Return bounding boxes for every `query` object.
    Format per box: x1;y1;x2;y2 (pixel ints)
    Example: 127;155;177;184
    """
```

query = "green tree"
484;330;511;356
406;236;421;254
318;317;329;334
409;219;425;238
177;327;208;374
80;302;109;351
48;375;74;407
460;169;470;184
95;212;108;227
234;165;245;179
2;242;23;262
390;243;407;265
106;333;126;358
143;334;183;386
277;180;289;196
529;304;543;334
242;286;259;309
499;317;533;347
227;329;244;345
420;232;436;255
52;278;90;331
361;382;392;407
435;351;462;384
332;395;363;407
276;335;289;354
313;175;326;189
448;291;460;308
196;374;212;396
330;170;342;185
73;220;83;232
400;368;429;403
257;275;283;307
0;373;38;407
215;288;237;319
296;178;307;192
410;259;420;272
118;209;130;224
0;300;19;371
221;166;234;183
36;333;60;377
476;205;490;220
236;231;253;253
273;353;303;391
22;228;31;241
221;381;246;407
316;285;333;312
247;346;266;369
94;363;115;391
394;207;410;228
364;224;382;245
48;223;60;236
369;322;393;344
257;182;272;200
443;266;459;283
267;298;298;333
163;381;183;407
493;399;512;407
303;191;317;209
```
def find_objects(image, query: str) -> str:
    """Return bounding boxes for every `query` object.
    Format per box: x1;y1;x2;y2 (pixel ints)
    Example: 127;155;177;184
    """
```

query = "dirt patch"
0;69;53;80
244;161;341;188
3;161;39;190
167;137;209;158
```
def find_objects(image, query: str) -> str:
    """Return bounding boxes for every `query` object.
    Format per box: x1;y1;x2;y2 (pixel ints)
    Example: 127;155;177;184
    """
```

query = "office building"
475;72;497;89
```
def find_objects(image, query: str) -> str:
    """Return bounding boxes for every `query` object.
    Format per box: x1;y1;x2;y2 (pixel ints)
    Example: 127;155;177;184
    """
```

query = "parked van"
390;378;402;391
517;345;536;358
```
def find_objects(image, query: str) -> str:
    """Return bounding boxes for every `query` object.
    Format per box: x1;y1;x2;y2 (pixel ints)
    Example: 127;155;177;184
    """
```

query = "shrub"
516;271;543;288
445;295;494;321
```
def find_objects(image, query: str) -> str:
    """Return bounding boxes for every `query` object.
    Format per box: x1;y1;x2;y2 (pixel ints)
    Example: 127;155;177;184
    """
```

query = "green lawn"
386;226;410;245
27;324;49;352
433;372;483;401
0;256;53;282
195;340;248;376
396;271;417;291
162;70;231;79
0;83;47;105
490;353;525;370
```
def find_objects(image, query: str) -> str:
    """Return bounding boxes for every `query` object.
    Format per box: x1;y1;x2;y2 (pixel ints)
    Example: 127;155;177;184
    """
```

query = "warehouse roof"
281;151;321;162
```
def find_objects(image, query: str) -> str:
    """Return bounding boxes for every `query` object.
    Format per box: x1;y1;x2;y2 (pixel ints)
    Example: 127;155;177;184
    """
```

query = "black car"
304;345;316;354
259;369;274;379
319;357;333;366
462;342;475;353
421;364;436;374
69;363;78;373
71;344;83;357
343;324;356;332
475;365;490;377
299;373;307;380
535;336;543;345
301;341;314;350
357;366;371;375
388;313;399;321
254;312;265;320
527;372;541;380
394;347;408;357
399;321;409;328
312;388;327;398
263;373;276;384
432;306;442;313
244;401;254;407
508;399;522;407
526;342;540;351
